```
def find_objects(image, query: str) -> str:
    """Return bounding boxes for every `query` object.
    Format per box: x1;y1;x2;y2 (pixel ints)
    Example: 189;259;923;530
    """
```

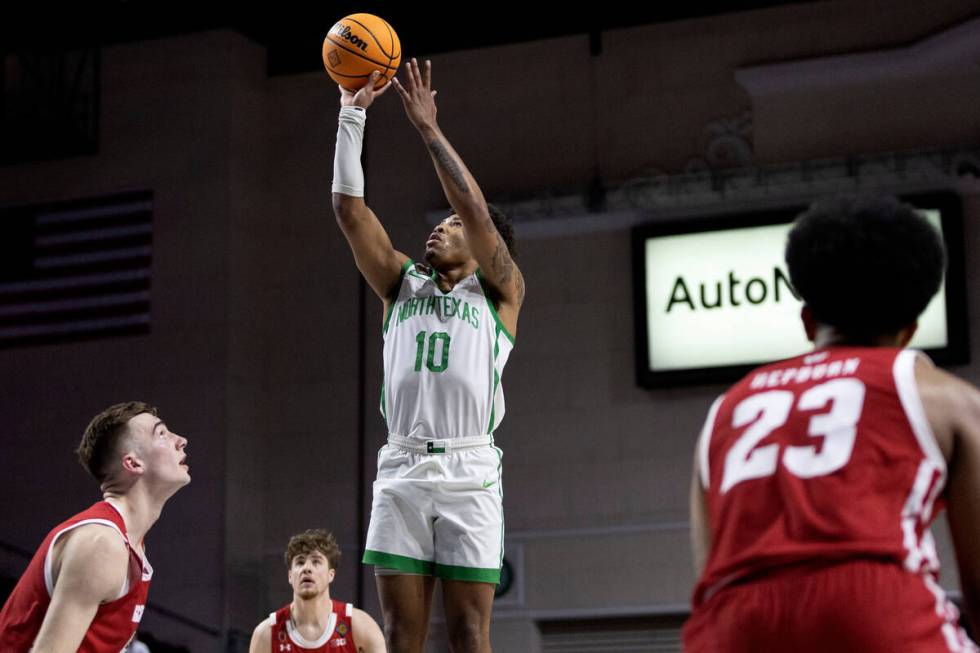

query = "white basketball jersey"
381;261;514;440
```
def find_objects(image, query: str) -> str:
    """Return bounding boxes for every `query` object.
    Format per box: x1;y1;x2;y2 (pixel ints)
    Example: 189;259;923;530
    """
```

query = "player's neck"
291;592;333;629
102;488;164;545
433;260;477;291
812;324;907;348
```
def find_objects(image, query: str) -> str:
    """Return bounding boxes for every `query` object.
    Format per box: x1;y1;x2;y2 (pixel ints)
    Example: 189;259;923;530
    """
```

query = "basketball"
322;14;401;91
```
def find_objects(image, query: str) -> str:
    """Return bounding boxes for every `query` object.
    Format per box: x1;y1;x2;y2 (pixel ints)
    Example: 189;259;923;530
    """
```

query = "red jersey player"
684;195;980;652
248;530;385;653
0;401;190;652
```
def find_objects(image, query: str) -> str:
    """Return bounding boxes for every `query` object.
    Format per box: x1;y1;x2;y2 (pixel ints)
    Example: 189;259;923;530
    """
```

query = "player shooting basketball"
331;59;525;653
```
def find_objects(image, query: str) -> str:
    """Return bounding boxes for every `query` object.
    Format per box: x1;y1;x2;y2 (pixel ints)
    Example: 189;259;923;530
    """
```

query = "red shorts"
683;560;977;653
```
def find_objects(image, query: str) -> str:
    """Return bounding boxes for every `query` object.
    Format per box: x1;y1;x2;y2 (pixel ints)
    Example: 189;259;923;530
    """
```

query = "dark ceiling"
3;1;810;75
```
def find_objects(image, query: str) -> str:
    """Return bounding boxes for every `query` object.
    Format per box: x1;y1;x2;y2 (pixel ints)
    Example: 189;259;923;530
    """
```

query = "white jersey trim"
345;602;353;617
894;349;947;574
44;518;129;600
104;498;153;582
286;610;337;649
698;395;725;489
893;349;946;473
922;574;980;652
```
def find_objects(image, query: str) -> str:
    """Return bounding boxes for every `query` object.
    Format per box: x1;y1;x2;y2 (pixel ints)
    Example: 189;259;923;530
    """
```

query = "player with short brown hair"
248;529;385;653
0;402;190;652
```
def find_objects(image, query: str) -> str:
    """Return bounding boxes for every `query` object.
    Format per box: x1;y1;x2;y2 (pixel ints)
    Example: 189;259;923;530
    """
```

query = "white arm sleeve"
332;105;367;197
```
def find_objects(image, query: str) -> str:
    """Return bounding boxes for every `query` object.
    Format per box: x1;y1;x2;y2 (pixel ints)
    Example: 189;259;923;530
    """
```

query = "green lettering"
414;330;426;371
427;332;451;372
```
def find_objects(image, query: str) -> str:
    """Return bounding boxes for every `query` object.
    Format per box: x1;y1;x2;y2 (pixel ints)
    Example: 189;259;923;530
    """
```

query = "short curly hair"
285;529;341;571
76;401;157;483
487;203;517;261
430;203;517;261
785;194;945;338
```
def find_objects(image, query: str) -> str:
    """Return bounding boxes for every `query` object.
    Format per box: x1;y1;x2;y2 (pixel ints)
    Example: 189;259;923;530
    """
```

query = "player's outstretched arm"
248;619;272;653
352;607;387;653
332;72;410;302
393;59;525;334
31;525;129;653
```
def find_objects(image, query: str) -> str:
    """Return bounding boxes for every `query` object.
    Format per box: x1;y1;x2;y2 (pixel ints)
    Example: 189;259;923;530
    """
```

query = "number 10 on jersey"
414;331;451;373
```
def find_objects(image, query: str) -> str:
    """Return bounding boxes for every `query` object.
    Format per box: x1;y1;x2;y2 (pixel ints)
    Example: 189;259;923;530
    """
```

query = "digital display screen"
632;195;967;387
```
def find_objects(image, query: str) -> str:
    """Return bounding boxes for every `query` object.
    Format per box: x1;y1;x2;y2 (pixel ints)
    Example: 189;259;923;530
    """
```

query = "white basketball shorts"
362;435;504;583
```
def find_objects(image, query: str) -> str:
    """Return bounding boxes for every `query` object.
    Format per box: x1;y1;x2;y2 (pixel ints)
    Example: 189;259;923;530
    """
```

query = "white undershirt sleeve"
332;105;366;197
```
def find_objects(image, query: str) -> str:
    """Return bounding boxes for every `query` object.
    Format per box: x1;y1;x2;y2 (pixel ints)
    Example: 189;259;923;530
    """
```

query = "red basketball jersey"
693;347;947;606
268;600;357;652
0;501;152;652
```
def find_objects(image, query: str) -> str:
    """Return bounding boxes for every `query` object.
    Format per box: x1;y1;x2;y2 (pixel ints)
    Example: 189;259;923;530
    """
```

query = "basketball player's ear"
327;567;336;584
120;450;144;475
801;305;817;342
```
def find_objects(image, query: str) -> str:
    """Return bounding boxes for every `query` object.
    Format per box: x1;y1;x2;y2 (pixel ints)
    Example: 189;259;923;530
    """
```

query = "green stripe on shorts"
434;562;501;584
363;550;434;575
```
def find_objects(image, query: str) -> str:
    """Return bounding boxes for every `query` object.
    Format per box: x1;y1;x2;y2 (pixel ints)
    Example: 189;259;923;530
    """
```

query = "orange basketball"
323;14;401;91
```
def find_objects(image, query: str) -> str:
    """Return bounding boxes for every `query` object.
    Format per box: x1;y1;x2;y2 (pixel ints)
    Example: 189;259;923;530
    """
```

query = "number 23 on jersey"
720;378;866;493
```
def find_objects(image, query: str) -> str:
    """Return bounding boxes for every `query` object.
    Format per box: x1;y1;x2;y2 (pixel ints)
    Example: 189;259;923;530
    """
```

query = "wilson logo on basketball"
332;25;368;52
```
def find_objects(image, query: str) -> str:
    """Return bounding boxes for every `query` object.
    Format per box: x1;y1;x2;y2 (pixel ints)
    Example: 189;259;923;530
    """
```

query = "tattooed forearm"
427;140;470;194
487;232;524;304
